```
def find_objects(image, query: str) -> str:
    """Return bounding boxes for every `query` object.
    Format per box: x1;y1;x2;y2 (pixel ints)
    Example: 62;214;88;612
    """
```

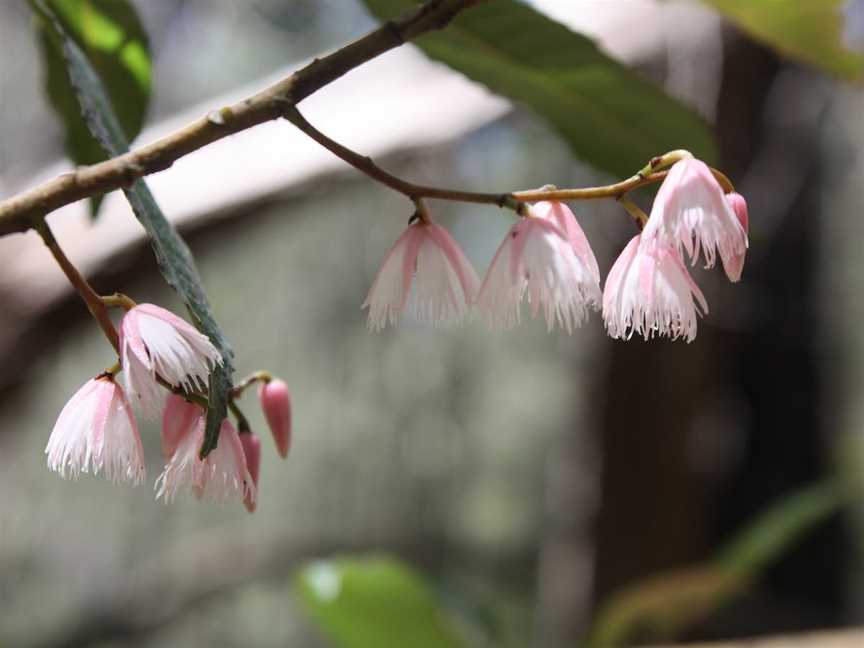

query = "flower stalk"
36;220;119;352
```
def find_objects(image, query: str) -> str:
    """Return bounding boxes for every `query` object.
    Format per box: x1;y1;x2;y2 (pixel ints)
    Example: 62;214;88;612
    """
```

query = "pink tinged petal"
155;414;207;503
365;223;480;329
120;304;222;417
643;159;746;271
198;420;256;504
602;235;640;316
602;236;708;343
479;217;600;333
721;192;749;282
259;379;292;459
363;225;423;330
156;417;255;505
240;433;262;513
533;201;600;283
476;225;521;330
425;223;481;305
410;224;479;326
46;377;145;485
162;393;204;457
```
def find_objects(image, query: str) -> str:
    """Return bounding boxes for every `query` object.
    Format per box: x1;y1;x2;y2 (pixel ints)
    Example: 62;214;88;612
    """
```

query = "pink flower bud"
240;433;261;513
259;379;292;458
722;192;749;282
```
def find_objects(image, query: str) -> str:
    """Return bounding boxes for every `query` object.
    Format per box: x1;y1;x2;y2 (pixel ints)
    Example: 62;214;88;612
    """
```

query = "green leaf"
33;0;152;216
702;0;864;80
296;557;467;648
586;566;747;647
361;0;717;178
587;482;841;647
32;0;234;456
715;481;840;574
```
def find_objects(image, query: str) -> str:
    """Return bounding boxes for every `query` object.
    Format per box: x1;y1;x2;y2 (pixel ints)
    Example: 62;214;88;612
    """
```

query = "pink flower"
642;158;747;273
722;192;749;282
603;235;708;343
363;222;480;330
476;212;601;332
240;433;261;513
155;411;255;505
532;200;601;284
120;304;223;417
161;393;201;458
46;377;145;485
258;379;292;458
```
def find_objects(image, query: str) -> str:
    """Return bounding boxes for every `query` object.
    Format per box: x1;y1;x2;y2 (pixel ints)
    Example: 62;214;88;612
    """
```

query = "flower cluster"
364;157;748;342
46;303;292;512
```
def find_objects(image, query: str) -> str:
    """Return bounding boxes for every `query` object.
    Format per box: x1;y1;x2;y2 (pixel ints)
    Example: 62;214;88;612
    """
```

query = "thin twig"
284;106;678;209
35;221;119;351
0;0;488;236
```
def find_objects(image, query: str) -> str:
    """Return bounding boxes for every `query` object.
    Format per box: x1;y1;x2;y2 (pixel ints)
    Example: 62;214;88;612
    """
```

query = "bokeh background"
0;1;862;647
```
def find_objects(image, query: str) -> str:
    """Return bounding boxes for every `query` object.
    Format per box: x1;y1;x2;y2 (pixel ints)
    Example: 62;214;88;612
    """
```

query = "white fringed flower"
642;158;747;274
363;221;480;330
120;304;223;417
603;235;708;343
46;377;145;485
477;212;601;333
155;406;255;505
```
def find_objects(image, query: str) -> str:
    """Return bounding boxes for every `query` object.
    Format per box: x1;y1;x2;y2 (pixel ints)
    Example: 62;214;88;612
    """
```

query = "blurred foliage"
362;0;717;178
586;482;842;647
31;0;234;456
297;557;468;648
703;0;864;80
31;0;151;216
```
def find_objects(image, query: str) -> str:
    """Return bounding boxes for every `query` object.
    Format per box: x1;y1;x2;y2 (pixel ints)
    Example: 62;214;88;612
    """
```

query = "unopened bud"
259;379;292;458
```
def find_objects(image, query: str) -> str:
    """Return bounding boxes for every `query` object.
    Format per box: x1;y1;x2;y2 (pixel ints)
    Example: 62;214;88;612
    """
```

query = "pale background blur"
0;2;862;647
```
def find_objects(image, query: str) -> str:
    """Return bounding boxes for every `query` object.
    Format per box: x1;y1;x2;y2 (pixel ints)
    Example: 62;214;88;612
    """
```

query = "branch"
0;0;488;237
35;221;119;351
284;105;674;208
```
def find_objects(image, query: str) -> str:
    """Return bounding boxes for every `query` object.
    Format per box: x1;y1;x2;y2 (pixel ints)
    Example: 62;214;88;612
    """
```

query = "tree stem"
36;221;119;352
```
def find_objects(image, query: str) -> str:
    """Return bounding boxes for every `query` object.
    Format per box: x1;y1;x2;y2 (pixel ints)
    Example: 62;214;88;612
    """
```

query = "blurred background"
0;1;862;647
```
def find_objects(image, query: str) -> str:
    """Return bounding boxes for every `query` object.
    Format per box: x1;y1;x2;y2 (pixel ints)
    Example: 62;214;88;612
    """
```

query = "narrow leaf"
362;0;717;177
296;557;467;648
33;0;234;456
33;0;152;216
587;482;840;647
703;0;864;80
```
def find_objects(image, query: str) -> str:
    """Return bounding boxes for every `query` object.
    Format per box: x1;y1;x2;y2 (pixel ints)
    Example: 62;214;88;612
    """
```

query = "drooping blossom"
476;210;601;332
240;433;261;513
155;407;255;505
363;221;480;330
722;192;749;282
603;235;708;343
532;200;601;285
258;379;292;458
120;304;223;417
46;376;145;485
642;158;747;274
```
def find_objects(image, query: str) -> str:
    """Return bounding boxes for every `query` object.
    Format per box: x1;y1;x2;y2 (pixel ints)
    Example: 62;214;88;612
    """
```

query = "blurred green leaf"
296;556;467;648
703;0;864;80
32;0;234;455
362;0;717;178
715;481;840;574
587;566;747;648
587;482;841;647
33;0;151;216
